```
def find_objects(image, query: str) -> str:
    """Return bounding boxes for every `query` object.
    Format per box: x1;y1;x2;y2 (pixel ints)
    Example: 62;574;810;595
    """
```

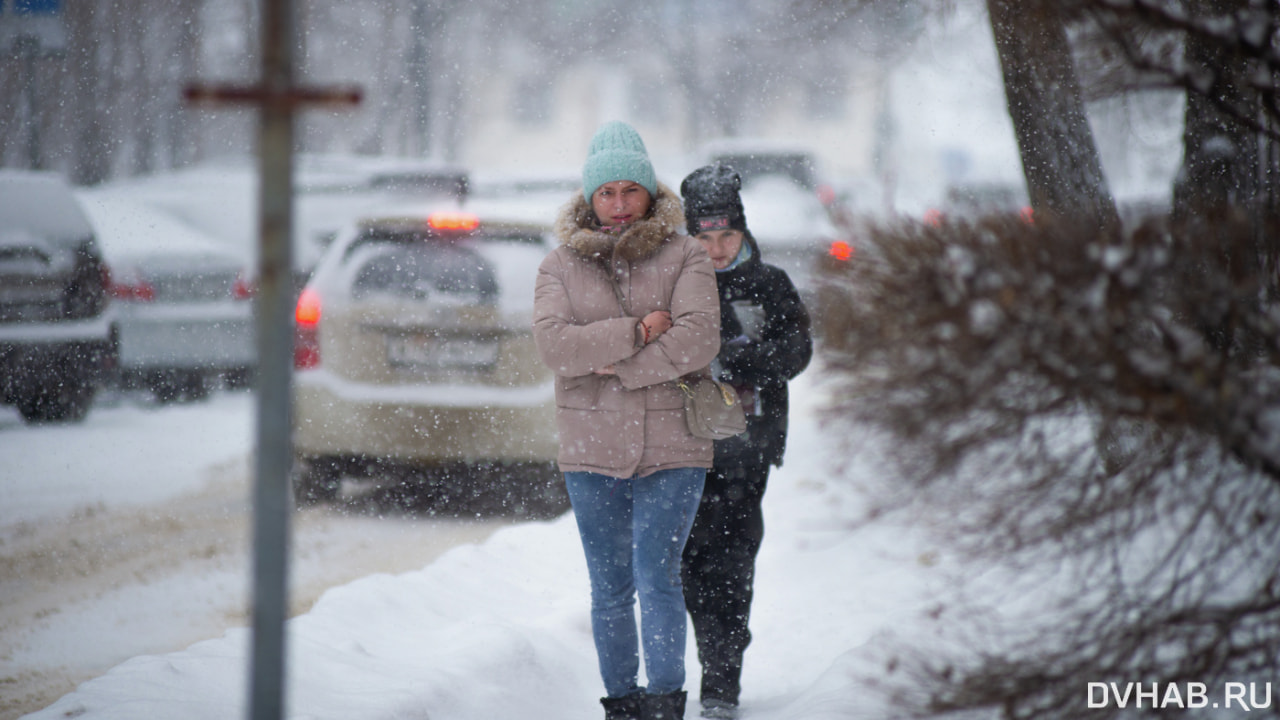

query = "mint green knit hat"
582;121;658;202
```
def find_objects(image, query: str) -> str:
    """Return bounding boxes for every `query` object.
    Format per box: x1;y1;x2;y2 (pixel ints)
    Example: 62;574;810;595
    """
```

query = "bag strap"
675;375;739;406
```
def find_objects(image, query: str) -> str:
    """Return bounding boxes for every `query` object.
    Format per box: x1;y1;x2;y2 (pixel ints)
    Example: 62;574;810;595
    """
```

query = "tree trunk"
986;0;1119;233
1173;0;1260;218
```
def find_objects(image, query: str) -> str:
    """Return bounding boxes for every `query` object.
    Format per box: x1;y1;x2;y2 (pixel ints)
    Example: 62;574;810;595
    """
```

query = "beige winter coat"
532;182;720;478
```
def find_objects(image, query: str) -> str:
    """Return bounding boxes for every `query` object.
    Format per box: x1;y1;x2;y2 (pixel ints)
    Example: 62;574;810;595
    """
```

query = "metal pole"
250;0;295;717
184;9;357;720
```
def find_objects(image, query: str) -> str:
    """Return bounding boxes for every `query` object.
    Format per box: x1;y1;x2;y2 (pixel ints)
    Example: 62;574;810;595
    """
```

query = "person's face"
696;229;745;270
592;180;652;227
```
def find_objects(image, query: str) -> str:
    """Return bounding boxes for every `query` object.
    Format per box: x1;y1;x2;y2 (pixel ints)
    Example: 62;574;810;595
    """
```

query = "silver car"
291;202;561;514
79;194;256;402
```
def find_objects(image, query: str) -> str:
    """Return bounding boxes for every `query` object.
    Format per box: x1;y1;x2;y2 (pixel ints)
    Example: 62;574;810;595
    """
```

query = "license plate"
386;333;499;370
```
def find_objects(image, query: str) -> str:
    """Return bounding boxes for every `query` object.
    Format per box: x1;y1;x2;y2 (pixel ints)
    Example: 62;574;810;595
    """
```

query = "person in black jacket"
678;164;813;719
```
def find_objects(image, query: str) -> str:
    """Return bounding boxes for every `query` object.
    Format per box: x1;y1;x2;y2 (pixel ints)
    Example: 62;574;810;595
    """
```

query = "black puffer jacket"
711;233;812;469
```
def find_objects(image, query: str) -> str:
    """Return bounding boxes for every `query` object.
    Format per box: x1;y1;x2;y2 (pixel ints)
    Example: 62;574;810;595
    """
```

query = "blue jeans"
565;467;707;698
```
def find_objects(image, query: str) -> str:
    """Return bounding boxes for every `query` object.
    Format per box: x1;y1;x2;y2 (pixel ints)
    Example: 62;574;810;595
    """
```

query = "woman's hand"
594;365;617;375
640;310;672;343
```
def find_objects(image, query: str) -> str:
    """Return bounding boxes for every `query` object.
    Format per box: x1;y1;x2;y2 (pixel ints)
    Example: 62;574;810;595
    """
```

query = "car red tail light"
828;240;854;262
294;287;322;369
427;211;480;232
232;273;257;300
107;267;156;302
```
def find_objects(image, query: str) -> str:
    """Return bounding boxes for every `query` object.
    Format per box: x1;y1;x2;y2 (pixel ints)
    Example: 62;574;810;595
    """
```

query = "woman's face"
592;180;652;227
696;229;745;270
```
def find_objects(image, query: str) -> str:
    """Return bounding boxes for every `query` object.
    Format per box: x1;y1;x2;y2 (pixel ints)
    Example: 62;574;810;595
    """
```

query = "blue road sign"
14;0;62;14
0;0;67;53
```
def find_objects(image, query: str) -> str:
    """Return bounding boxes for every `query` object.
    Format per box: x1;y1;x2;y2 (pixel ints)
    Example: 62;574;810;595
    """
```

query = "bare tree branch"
817;208;1280;718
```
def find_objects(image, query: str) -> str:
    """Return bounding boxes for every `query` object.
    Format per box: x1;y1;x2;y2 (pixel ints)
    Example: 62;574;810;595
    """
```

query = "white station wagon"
291;203;562;514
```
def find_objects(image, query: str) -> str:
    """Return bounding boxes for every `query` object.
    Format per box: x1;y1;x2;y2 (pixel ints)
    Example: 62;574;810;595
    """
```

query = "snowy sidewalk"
25;370;949;720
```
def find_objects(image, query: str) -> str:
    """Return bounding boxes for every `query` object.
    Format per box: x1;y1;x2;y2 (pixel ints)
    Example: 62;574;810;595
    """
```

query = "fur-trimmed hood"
553;181;686;267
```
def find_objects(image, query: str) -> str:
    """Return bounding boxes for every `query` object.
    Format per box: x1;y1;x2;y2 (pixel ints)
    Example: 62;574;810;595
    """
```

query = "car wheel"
477;461;568;519
292;455;342;506
179;371;211;402
148;370;210;403
14;360;97;424
224;367;255;390
518;462;571;518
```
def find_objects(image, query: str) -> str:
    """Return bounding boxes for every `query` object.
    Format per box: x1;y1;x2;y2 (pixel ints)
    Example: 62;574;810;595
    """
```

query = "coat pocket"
557;374;630;411
557;374;600;408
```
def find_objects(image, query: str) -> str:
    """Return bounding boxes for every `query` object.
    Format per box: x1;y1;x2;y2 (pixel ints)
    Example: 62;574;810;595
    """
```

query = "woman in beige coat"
533;121;720;720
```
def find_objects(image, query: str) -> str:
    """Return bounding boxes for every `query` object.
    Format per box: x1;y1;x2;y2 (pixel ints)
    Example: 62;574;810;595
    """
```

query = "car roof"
699;136;818;157
352;199;551;234
0;170;94;240
76;192;244;263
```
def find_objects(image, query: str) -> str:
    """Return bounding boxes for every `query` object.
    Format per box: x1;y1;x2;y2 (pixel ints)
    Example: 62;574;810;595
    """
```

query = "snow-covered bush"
817;209;1280;718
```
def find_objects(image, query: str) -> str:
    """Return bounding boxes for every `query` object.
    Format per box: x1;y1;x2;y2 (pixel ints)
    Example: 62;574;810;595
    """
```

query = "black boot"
641;690;687;720
601;693;642;720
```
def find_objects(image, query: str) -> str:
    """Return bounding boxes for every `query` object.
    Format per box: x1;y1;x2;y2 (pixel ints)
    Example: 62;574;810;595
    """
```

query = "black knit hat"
680;164;748;236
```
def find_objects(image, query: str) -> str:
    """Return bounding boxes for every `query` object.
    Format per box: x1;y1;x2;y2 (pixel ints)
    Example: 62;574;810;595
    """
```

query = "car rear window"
348;230;499;303
710;152;816;191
